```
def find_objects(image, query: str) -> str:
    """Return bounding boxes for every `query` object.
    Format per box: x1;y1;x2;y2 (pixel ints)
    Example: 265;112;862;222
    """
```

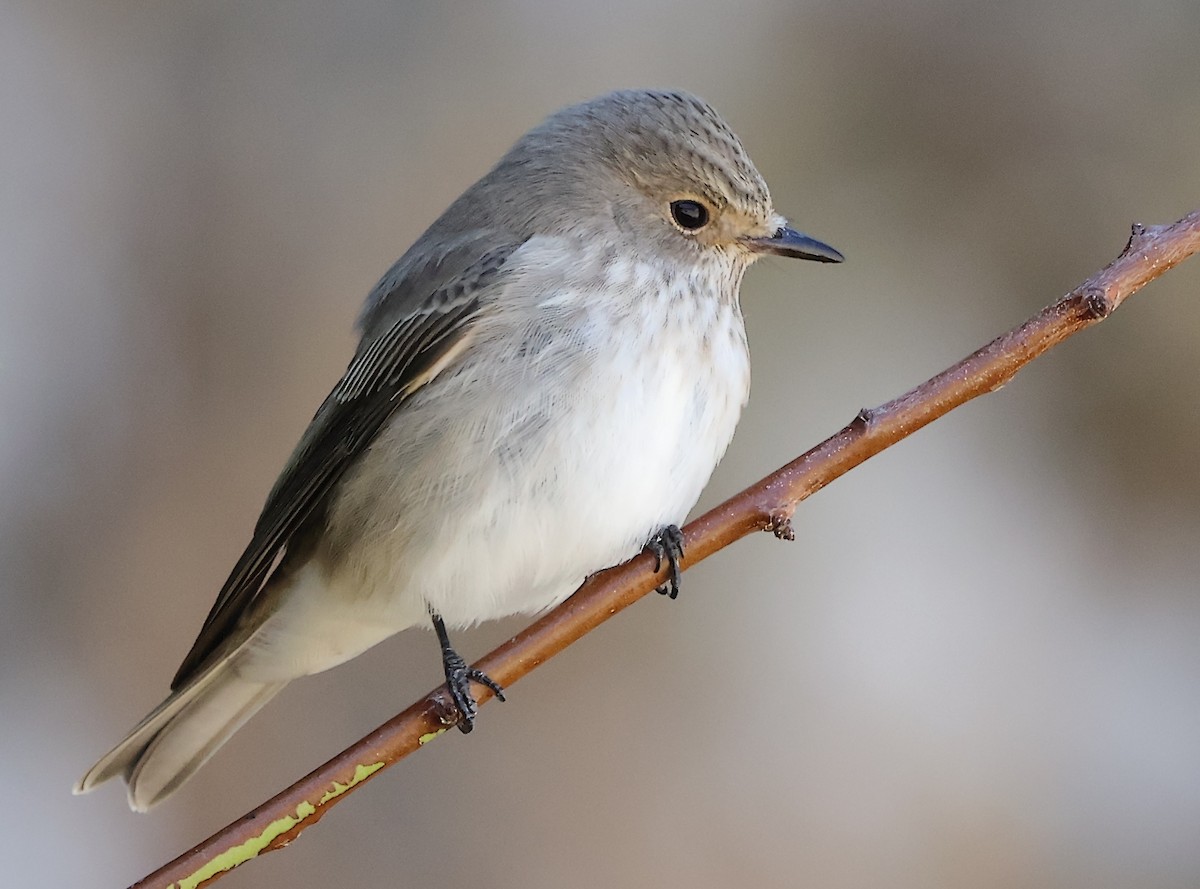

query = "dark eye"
670;199;710;231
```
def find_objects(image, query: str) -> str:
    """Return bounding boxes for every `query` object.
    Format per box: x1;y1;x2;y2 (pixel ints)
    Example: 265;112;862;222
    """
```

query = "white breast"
242;241;751;679
409;251;752;625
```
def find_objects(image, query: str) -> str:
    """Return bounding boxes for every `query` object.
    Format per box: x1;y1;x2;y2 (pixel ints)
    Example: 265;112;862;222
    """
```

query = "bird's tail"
73;652;286;812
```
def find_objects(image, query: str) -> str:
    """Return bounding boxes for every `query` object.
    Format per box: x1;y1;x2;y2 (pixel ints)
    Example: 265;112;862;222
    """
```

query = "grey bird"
74;89;842;811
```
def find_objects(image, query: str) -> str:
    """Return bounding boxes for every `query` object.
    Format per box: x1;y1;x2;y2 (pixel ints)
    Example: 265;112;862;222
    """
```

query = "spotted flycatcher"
75;89;842;810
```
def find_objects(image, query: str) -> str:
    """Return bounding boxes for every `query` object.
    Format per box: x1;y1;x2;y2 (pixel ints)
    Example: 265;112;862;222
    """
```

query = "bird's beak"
747;225;844;263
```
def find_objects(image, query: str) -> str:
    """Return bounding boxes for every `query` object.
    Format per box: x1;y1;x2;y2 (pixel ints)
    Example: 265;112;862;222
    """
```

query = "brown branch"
133;211;1200;889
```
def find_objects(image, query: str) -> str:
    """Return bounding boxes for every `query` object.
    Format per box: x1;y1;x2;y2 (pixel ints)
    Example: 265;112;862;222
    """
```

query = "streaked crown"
425;90;780;258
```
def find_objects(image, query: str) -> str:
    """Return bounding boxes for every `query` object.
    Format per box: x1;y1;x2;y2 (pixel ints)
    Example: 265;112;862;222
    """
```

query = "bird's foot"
647;524;685;600
441;648;505;734
430;608;505;734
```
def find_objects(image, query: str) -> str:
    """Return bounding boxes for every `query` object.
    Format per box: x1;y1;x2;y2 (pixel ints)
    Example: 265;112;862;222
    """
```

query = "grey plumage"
74;89;841;811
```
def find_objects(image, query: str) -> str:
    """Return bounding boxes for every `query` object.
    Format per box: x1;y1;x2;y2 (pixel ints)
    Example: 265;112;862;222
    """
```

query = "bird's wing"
171;232;523;688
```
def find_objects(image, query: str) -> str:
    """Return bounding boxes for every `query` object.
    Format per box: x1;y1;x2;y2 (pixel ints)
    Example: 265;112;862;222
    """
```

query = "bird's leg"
647;524;685;600
429;608;505;734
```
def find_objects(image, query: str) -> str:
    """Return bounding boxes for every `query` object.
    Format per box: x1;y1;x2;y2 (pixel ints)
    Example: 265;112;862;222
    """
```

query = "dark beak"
748;225;844;263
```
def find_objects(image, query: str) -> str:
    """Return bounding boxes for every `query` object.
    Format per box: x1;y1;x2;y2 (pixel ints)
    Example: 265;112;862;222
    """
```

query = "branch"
133;211;1200;889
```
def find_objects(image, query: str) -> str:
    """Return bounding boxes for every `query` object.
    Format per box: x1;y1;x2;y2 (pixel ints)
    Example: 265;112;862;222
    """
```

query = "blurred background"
4;2;1200;887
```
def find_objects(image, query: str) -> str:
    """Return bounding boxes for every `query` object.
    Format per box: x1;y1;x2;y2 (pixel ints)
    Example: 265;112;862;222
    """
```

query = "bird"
74;88;843;811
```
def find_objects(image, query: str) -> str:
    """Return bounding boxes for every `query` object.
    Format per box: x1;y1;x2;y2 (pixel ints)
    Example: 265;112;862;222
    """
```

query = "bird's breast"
325;253;751;627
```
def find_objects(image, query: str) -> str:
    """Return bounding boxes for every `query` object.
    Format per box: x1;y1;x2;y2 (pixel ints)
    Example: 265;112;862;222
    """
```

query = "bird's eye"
669;199;710;231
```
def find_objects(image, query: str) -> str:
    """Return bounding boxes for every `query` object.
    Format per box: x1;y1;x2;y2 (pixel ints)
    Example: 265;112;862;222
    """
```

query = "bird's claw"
430;605;505;734
647;524;685;600
441;649;505;734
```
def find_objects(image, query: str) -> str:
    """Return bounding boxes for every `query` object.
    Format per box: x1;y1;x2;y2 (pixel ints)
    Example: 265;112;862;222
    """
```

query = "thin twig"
132;210;1200;889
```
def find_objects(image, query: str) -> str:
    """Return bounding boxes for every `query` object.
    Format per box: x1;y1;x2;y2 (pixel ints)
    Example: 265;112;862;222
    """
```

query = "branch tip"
1125;221;1147;250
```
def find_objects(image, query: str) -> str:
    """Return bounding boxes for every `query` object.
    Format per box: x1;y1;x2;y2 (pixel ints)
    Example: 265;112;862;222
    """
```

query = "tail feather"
74;657;286;811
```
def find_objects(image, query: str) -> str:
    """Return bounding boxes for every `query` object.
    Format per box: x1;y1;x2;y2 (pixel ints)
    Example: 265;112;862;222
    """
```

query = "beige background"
4;2;1200;887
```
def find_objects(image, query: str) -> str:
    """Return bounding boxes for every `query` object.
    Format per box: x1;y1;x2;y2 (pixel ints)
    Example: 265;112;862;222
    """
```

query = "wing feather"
171;235;522;687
